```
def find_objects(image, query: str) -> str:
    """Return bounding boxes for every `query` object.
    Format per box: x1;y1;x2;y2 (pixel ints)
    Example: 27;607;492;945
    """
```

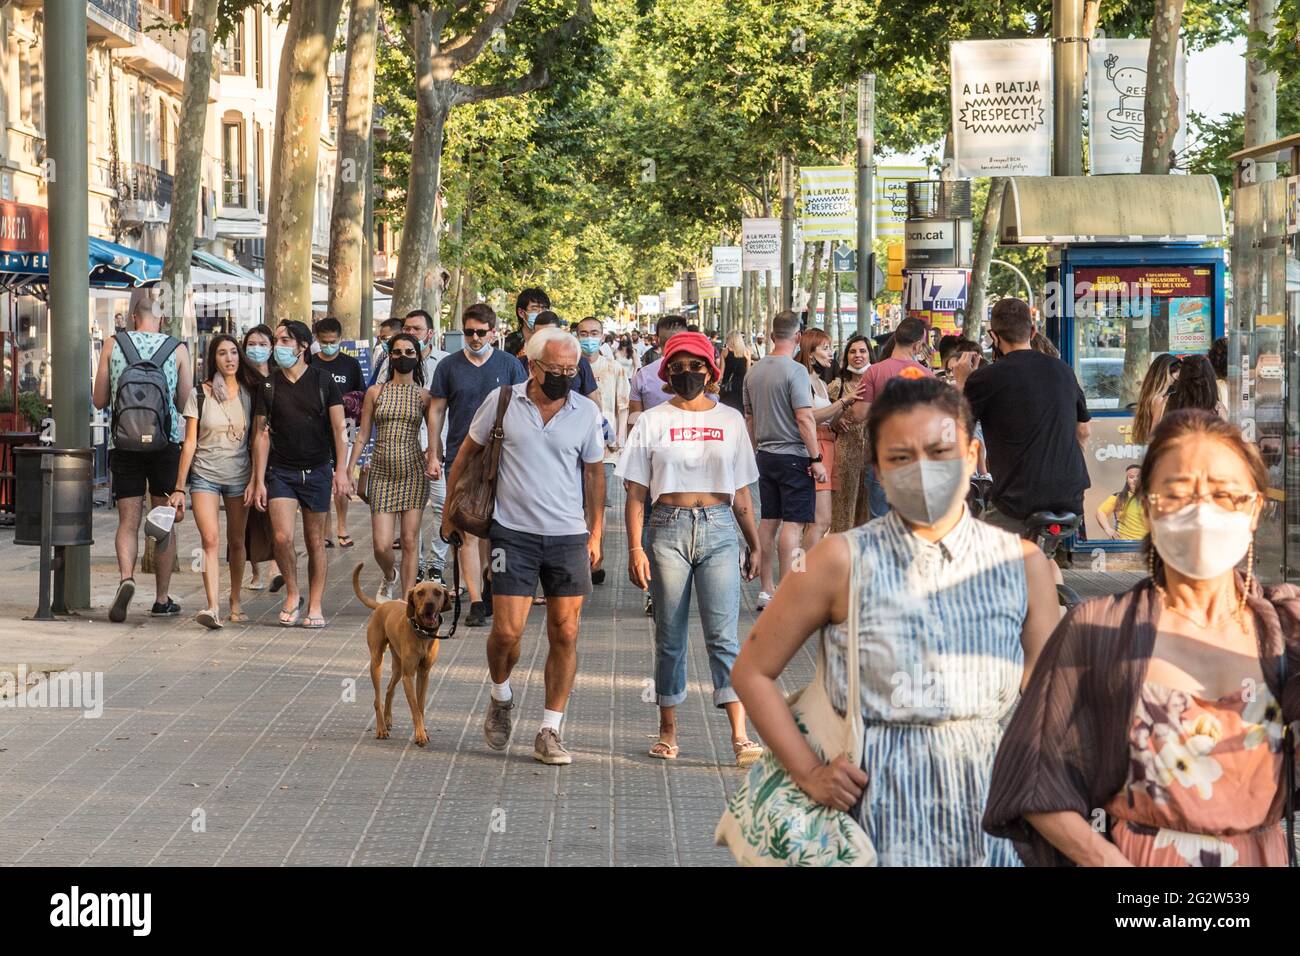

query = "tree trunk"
391;8;447;318
160;0;219;338
965;177;1006;341
264;0;345;324
1245;0;1278;182
807;241;823;328
420;189;444;323
1140;0;1187;175
327;0;379;336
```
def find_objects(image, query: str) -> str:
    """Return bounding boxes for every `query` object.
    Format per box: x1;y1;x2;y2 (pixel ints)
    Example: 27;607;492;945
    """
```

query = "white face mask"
881;457;968;527
1150;502;1254;580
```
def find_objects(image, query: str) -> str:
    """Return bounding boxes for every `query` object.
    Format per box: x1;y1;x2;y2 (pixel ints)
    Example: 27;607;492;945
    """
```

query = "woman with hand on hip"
346;332;430;601
618;331;765;767
827;334;872;532
169;334;261;629
732;376;1058;865
986;410;1298;867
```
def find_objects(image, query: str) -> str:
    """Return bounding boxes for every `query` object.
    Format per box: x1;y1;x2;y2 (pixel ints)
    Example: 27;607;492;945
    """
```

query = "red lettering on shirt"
669;427;724;442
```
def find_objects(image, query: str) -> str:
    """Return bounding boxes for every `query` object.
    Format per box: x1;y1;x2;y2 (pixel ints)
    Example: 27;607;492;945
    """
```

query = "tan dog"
352;564;453;746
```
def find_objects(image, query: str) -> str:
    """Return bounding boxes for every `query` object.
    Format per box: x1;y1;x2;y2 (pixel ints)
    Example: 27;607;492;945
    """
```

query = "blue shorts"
266;464;333;513
189;474;249;498
488;520;592;598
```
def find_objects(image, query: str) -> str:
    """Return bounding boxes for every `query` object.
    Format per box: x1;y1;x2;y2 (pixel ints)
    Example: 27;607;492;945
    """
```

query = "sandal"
732;738;764;768
278;597;304;627
649;740;679;760
337;534;354;548
228;609;249;623
269;574;285;594
301;615;326;629
196;608;222;630
247;577;266;591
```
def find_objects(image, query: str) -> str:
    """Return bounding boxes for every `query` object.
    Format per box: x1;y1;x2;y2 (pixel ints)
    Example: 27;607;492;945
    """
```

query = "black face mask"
540;371;575;400
391;356;418;375
669;370;707;400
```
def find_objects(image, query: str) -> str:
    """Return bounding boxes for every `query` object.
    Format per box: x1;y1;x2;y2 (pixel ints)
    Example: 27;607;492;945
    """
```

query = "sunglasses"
667;359;709;374
464;328;490;339
390;347;419;357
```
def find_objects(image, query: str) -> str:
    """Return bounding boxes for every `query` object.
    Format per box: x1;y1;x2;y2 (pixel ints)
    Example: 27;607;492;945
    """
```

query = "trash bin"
14;446;94;547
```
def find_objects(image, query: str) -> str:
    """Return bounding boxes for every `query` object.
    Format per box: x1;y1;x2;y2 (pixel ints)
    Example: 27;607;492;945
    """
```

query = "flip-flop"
337;535;354;548
325;540;335;549
196;609;222;630
246;580;266;591
649;740;679;760
278;597;304;627
228;609;249;623
269;574;285;594
301;615;326;629
733;738;764;768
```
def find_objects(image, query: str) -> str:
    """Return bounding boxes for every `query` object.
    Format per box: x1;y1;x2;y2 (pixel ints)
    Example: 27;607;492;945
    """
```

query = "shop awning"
999;175;1226;245
0;237;163;297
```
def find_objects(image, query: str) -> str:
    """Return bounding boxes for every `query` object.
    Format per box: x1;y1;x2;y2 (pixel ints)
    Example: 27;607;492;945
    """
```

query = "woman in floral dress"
827;334;872;532
986;409;1299;867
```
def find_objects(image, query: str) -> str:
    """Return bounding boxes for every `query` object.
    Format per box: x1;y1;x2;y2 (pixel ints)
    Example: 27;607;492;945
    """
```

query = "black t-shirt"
258;365;343;471
311;351;364;395
964;348;1092;521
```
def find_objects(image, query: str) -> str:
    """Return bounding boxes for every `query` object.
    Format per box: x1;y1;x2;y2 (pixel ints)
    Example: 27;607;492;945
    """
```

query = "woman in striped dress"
347;332;430;601
732;376;1060;865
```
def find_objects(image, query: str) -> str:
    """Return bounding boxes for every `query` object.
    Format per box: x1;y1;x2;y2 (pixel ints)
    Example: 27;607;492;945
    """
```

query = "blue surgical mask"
245;345;271;365
524;309;541;329
578;337;600;356
467;340;491;356
273;345;300;369
319;343;341;357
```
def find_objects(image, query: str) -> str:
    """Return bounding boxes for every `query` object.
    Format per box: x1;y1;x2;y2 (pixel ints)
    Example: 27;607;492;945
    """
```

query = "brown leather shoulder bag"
447;385;512;538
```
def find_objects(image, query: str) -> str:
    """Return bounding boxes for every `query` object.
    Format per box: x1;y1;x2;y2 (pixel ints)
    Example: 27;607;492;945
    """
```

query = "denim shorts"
189;474;249;498
266;463;334;513
488;520;592;598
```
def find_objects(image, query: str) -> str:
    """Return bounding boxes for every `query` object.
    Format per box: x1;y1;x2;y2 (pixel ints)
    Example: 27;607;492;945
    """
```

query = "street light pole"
855;73;875;334
780;155;794;313
1052;0;1085;176
360;117;374;342
45;0;90;608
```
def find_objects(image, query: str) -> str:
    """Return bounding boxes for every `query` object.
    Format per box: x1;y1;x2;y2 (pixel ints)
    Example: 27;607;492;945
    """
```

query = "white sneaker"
756;591;773;611
376;575;397;603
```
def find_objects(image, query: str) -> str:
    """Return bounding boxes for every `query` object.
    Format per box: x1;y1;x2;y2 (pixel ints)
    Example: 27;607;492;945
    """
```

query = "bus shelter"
999;174;1227;554
1228;133;1300;583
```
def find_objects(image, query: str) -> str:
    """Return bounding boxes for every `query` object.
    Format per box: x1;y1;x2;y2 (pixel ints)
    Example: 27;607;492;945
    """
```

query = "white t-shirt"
616;401;758;502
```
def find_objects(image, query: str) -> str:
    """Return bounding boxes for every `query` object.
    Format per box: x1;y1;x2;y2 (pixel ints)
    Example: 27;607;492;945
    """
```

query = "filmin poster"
950;39;1053;178
1088;38;1186;174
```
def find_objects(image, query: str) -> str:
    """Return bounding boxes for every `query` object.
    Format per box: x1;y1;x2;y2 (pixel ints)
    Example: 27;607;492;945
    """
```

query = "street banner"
741;217;781;272
712;245;742;287
637;294;661;315
698;265;717;298
1088;38;1186;174
950;39;1053;178
874;165;927;239
799;166;856;243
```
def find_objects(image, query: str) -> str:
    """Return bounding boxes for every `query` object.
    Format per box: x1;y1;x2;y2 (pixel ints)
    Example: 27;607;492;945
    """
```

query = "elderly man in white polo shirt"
445;326;605;766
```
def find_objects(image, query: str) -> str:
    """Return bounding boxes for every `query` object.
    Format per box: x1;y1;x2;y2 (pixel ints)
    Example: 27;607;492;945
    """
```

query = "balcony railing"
90;0;140;32
223;178;245;208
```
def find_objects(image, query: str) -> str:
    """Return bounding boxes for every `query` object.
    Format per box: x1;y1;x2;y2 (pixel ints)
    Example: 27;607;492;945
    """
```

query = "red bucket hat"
658;331;721;383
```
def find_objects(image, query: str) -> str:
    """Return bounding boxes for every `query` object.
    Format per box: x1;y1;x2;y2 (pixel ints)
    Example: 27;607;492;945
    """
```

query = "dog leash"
440;529;463;639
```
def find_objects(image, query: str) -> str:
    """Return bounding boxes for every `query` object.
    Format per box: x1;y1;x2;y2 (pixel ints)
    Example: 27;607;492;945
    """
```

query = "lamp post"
44;0;90;608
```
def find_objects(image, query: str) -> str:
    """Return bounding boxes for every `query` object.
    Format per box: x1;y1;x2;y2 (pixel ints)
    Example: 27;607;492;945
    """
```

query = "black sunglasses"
464;328;490;339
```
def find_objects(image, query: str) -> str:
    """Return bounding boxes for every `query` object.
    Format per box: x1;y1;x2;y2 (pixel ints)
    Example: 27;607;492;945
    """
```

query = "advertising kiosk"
998;175;1227;554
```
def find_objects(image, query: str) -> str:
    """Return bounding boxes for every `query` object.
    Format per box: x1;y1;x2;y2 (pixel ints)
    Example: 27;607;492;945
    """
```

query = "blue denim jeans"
865;463;890;520
646;504;742;708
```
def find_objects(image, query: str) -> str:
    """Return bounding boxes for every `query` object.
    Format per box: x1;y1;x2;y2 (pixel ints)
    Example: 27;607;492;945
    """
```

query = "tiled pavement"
0;490;1134;867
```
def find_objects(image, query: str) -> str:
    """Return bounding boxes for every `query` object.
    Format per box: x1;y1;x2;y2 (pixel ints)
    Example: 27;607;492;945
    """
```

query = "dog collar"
411;616;441;641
